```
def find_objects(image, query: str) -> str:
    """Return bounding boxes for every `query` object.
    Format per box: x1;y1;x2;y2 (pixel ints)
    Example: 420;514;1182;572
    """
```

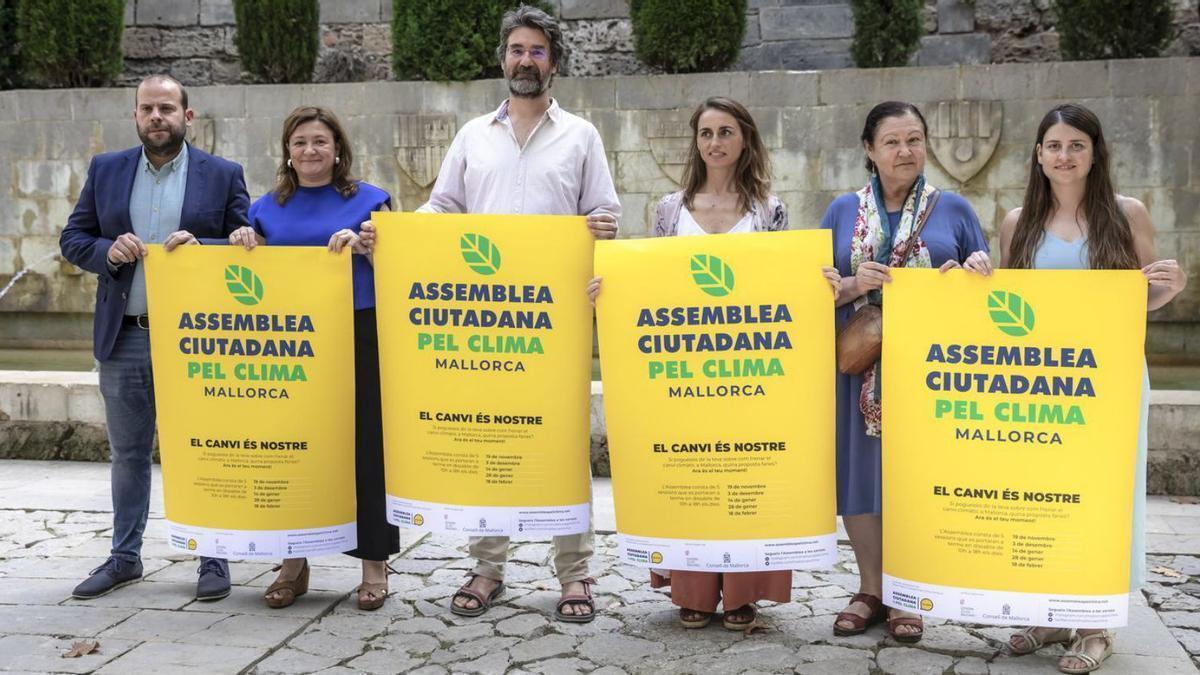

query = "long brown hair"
1008;104;1138;270
681;97;771;214
274;106;358;205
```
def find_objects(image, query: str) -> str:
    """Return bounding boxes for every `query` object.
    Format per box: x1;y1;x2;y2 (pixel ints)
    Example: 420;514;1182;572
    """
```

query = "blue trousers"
98;325;156;563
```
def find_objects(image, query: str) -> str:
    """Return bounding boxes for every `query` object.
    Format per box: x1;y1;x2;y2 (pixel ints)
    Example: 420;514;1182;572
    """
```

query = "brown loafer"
264;560;309;609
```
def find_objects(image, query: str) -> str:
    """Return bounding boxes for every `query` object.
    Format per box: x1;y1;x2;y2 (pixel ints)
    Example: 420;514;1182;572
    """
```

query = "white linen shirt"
418;99;620;223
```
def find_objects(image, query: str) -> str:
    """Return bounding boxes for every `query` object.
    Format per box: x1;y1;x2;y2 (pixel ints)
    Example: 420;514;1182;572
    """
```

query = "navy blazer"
59;144;251;361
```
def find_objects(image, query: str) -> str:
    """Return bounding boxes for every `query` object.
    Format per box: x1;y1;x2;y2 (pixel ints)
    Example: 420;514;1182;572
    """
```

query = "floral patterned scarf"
850;174;937;437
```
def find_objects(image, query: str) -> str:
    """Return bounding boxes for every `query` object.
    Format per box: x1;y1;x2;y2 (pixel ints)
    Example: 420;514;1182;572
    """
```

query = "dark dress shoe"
73;557;143;599
196;557;231;601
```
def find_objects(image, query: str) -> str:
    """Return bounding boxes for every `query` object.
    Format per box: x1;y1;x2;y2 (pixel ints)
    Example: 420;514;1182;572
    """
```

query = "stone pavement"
0;460;1196;674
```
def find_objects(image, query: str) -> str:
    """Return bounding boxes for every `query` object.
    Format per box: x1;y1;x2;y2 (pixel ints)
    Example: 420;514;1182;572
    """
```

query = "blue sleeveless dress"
1033;232;1148;591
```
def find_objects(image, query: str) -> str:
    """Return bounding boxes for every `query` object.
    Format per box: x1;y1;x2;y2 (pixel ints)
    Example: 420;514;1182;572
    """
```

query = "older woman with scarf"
821;101;988;642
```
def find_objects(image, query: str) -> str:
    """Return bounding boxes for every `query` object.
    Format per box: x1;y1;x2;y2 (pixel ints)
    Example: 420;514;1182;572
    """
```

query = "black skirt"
345;307;400;560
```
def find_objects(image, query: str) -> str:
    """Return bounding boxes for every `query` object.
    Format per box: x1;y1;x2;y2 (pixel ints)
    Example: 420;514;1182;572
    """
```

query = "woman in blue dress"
959;103;1188;673
228;106;399;611
821;101;988;643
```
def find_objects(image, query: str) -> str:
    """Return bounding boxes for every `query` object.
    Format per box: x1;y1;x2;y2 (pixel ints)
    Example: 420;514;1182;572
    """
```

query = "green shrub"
630;0;746;73
0;0;18;89
1054;0;1173;60
233;0;320;84
850;0;923;68
393;0;556;82
16;0;124;88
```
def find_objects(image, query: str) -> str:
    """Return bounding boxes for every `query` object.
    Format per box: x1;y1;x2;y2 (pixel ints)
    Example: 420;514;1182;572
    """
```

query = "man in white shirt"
417;4;619;623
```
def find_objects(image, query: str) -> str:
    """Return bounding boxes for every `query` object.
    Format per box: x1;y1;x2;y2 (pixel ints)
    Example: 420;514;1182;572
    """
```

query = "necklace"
701;192;736;209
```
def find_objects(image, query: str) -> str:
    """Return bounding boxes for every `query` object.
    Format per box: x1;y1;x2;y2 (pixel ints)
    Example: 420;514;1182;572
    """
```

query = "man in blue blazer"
60;75;249;601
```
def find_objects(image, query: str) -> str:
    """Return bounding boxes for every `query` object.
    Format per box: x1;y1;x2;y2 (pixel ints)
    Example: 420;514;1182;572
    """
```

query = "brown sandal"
887;608;924;643
357;582;388;611
555;577;596;623
833;592;885;636
264;560;309;609
722;604;757;631
679;608;712;629
450;574;504;617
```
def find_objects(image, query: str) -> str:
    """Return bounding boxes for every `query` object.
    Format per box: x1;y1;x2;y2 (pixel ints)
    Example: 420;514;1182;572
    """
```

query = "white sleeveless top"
677;205;754;236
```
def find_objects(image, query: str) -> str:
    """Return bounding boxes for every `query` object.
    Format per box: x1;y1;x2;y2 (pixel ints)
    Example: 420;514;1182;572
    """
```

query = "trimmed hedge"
630;0;746;74
16;0;124;88
850;0;923;68
0;0;18;89
233;0;320;84
393;0;556;82
1054;0;1174;60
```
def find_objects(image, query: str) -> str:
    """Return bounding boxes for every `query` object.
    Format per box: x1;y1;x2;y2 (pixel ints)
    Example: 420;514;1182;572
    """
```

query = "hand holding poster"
595;230;837;572
146;245;358;559
372;213;594;538
882;269;1147;628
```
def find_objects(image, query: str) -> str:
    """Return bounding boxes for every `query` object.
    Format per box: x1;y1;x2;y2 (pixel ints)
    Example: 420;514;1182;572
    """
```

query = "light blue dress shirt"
125;144;188;315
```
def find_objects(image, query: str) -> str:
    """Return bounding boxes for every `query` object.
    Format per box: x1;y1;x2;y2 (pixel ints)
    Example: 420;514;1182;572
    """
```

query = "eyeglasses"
507;46;548;61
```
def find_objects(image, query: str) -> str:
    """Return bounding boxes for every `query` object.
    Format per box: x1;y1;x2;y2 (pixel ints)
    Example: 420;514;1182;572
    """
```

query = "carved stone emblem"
186;117;216;155
928;101;1002;184
645;110;693;186
395;114;457;188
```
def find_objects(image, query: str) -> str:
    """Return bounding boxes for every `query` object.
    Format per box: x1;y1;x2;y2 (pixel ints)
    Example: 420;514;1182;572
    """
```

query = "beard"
506;65;551;98
137;120;187;157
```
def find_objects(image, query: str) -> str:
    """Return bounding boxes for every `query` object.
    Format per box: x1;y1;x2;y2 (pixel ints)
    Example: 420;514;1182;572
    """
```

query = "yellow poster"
882;269;1146;628
145;245;357;559
373;213;593;537
595;230;837;572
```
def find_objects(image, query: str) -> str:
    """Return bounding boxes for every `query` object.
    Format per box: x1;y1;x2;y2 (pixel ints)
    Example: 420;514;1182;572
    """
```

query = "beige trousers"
469;516;594;584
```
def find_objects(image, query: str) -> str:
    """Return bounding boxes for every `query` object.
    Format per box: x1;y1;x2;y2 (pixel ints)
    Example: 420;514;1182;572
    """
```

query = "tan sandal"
264;560;309;609
1010;626;1073;655
679;608;712;629
1059;630;1113;674
357;581;388;611
722;604;757;631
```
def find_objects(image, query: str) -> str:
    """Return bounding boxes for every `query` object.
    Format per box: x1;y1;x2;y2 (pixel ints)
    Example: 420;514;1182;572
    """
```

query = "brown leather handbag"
835;190;941;375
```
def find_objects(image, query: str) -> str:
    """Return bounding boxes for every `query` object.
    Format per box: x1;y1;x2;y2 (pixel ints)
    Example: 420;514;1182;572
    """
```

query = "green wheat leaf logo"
224;265;264;306
460;233;501;275
987;290;1035;337
690;254;735;297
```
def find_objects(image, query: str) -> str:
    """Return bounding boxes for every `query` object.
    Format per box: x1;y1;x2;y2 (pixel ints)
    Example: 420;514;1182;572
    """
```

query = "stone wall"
3;374;1199;493
111;0;1200;84
1;59;1198;353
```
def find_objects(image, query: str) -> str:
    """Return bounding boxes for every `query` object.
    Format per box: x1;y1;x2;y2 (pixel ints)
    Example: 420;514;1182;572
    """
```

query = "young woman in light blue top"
959;103;1188;674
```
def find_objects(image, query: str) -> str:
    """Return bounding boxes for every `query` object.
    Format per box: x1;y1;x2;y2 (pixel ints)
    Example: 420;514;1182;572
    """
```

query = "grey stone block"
71;89;135;121
615;72;750;110
0;93;18;122
561;0;629;20
137;0;199;27
760;5;853;41
819;65;959;106
735;44;780;71
124;0;134;26
189;84;247;118
94;642;268;675
200;0;235;25
551;77;617;111
1031;60;1112;100
916;33;991;67
1110;57;1192;97
319;0;382;24
936;0;974;34
776;38;854;70
744;10;761;47
16;90;74;122
746;71;819;107
382;0;393;22
244;83;307;118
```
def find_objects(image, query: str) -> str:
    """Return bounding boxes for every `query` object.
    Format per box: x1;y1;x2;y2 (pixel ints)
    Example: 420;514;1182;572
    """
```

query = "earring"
287;159;292;168
335;157;340;164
